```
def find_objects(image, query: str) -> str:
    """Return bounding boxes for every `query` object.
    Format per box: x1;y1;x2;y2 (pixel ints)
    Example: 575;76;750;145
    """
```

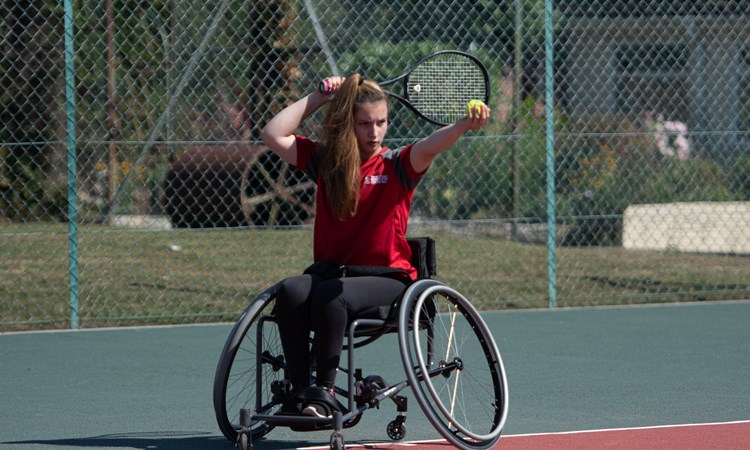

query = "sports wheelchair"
213;237;508;450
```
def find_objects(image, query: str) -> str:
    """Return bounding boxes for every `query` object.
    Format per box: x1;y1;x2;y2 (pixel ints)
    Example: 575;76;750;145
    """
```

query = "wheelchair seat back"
349;237;437;341
352;236;436;322
407;236;437;279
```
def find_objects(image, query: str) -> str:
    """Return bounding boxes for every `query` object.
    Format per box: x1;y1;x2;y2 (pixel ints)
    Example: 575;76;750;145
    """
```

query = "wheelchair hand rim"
401;282;508;443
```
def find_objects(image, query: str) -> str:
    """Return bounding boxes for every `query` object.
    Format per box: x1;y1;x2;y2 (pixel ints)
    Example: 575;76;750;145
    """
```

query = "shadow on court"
6;432;226;450
5;431;399;450
4;432;328;450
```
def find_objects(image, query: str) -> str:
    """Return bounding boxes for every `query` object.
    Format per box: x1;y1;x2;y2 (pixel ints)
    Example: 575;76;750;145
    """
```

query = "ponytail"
320;73;388;219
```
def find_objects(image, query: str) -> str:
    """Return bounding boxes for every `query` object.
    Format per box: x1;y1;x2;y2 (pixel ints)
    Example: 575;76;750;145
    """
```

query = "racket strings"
407;55;487;124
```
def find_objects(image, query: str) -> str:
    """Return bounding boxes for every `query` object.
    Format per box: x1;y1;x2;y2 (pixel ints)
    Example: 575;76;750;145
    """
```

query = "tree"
1;0;65;221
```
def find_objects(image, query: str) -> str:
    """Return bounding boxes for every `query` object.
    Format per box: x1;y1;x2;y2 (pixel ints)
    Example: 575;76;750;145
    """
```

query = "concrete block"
623;202;750;254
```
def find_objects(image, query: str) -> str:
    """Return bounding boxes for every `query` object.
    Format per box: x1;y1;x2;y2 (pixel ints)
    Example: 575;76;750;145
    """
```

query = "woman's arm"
260;79;343;166
409;103;490;174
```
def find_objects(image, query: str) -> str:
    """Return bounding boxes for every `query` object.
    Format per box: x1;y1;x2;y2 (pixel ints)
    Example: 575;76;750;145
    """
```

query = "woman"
260;73;489;417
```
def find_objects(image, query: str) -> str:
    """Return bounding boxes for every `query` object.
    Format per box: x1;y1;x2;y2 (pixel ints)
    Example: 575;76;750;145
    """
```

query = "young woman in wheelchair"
260;73;490;419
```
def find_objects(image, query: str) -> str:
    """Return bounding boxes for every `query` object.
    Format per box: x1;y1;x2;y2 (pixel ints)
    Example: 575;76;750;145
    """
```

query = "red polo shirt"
294;136;426;280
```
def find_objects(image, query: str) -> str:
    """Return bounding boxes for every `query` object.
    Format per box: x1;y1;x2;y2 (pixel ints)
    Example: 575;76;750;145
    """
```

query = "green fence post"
64;0;79;328
545;0;557;308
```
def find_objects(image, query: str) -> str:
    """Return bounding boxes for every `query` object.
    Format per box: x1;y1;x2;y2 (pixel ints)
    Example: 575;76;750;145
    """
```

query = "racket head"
388;50;491;126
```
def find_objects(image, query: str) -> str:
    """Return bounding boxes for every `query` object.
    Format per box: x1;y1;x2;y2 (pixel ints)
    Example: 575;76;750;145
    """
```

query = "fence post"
64;0;79;328
545;0;557;308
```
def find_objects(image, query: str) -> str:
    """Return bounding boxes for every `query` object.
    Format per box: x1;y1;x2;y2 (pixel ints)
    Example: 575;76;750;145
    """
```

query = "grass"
1;223;748;331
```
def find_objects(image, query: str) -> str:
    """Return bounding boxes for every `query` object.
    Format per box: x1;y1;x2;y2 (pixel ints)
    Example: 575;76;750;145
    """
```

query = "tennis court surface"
2;300;749;449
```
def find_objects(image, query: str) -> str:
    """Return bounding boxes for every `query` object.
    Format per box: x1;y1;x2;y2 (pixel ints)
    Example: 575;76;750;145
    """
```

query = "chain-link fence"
2;1;749;331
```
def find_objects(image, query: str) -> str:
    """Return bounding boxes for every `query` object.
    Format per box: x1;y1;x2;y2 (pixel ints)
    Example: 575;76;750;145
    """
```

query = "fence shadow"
3;430;321;450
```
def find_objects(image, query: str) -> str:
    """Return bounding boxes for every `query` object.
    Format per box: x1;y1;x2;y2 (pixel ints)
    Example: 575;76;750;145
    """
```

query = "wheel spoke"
213;285;284;443
399;281;508;449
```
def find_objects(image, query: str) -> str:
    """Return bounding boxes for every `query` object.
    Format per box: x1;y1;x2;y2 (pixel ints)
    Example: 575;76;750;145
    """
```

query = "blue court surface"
2;300;749;449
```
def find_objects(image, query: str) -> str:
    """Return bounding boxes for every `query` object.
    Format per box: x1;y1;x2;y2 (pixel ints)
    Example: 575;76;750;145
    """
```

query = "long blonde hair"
320;73;388;219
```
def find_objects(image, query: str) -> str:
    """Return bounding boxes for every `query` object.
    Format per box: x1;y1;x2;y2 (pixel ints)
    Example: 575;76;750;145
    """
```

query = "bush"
637;157;738;204
558;115;643;244
557;114;742;246
726;152;750;200
413;138;513;220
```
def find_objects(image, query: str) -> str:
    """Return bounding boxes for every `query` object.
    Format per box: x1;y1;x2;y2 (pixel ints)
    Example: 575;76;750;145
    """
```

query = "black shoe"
276;386;307;415
301;403;331;418
299;385;345;413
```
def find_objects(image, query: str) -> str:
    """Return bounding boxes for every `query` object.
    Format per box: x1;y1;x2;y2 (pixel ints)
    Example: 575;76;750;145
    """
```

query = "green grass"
1;224;748;331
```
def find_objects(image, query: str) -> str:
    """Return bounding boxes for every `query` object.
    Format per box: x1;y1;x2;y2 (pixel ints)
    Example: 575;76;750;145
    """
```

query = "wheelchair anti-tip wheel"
387;418;407;440
398;280;509;450
213;283;284;443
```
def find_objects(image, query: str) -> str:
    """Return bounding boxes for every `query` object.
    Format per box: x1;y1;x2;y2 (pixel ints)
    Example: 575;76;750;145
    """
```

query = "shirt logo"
365;175;388;185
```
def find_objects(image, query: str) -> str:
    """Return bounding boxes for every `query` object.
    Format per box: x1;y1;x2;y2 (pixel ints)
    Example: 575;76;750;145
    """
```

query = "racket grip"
318;79;331;95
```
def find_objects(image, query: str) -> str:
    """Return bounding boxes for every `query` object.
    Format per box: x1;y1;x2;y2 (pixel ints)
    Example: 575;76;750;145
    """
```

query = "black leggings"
275;274;407;388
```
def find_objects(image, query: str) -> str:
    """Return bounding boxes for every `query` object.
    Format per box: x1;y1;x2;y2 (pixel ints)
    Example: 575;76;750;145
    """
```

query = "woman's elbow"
259;125;273;146
260;126;286;152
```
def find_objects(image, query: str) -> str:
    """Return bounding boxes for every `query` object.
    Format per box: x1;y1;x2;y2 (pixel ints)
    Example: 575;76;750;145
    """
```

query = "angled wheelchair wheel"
213;283;284;443
398;280;508;450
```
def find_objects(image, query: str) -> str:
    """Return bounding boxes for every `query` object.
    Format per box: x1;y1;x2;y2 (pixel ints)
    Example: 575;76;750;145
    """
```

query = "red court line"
333;420;750;450
495;421;750;449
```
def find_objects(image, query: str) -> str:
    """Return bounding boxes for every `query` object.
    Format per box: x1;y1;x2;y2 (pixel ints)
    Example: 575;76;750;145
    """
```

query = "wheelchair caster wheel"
387;420;406;440
329;431;345;450
237;432;249;450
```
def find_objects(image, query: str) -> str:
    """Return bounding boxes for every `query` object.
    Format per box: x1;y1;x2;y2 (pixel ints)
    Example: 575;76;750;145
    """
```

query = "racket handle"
318;80;331;94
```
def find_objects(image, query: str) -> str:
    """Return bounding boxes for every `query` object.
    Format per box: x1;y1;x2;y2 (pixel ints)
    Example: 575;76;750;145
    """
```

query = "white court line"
478;298;750;315
5;298;750;336
292;420;750;449
7;299;745;343
500;419;750;438
0;321;232;336
295;438;447;449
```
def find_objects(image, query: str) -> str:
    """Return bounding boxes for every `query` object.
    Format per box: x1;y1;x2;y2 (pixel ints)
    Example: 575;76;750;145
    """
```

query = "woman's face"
354;100;389;161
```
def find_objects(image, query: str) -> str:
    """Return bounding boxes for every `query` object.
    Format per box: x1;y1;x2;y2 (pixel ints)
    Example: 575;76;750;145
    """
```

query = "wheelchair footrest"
262;410;358;432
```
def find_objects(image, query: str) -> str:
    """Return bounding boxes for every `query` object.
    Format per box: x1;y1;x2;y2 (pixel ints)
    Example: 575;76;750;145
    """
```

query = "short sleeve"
293;135;319;181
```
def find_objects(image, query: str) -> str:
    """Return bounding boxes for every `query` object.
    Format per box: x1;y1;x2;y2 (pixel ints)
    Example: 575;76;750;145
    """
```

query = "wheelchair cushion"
355;302;397;322
350;289;436;338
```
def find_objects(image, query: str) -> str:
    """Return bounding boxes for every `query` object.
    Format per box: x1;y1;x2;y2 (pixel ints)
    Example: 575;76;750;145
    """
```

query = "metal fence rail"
2;0;749;330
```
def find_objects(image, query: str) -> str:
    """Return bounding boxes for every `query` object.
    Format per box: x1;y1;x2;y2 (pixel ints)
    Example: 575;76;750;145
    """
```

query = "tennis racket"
319;50;490;126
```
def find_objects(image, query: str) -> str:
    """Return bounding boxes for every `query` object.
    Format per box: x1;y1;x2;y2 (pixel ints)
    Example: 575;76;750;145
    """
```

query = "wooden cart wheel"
241;150;316;228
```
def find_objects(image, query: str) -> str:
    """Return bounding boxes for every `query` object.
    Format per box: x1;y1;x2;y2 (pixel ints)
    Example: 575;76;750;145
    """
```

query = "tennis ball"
466;99;485;116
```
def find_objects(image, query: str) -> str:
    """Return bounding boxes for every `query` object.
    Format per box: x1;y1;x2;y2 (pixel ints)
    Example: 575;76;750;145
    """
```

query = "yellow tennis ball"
466;99;485;115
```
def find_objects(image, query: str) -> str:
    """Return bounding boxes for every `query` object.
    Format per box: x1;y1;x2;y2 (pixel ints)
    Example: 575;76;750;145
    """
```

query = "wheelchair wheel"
398;280;508;450
213;283;284;443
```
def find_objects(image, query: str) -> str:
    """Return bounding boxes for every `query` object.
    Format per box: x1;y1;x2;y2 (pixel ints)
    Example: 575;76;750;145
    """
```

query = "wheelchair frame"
213;244;509;450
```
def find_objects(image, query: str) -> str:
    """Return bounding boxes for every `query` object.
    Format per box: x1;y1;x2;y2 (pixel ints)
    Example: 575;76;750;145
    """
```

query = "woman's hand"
460;101;491;131
319;76;346;96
